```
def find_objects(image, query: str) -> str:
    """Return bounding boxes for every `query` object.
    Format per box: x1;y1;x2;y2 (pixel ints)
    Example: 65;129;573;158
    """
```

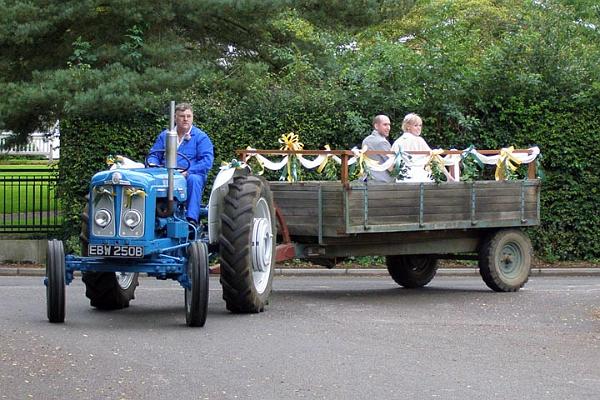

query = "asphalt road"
1;275;599;400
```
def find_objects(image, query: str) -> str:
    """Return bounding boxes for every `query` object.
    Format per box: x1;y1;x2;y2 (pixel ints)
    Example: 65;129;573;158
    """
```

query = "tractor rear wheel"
80;199;139;310
385;255;438;288
82;271;139;310
219;175;276;313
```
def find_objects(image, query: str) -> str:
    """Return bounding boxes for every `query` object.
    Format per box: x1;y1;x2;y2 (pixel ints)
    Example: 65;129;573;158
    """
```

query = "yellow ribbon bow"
317;144;332;174
93;186;115;207
426;149;446;172
124;187;146;208
106;155;115;167
495;146;522;180
278;132;304;151
354;145;369;177
279;133;303;182
425;149;445;173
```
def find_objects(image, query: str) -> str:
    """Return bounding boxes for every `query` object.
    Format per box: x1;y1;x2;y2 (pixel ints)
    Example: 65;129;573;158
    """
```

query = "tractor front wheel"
46;239;65;323
185;241;209;327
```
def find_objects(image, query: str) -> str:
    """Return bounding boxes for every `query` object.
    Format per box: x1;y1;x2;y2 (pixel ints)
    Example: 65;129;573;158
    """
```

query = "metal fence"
0;168;61;234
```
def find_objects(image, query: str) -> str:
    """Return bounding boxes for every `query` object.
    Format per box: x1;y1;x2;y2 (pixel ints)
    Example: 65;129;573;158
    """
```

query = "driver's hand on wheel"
182;171;188;177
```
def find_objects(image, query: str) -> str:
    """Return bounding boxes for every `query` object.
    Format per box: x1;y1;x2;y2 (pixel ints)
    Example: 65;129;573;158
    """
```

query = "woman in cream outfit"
391;113;433;182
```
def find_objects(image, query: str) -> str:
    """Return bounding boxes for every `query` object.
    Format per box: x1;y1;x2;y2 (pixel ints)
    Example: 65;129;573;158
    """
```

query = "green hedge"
58;95;600;261
57;1;600;261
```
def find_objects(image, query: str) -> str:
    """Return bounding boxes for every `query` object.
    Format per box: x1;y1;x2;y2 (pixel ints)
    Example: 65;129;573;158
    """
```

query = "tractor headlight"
123;210;142;229
94;209;112;228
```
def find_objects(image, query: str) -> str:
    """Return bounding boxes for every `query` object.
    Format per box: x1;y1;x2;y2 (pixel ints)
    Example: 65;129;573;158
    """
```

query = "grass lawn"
0;163;56;174
0;163;60;215
0;213;63;227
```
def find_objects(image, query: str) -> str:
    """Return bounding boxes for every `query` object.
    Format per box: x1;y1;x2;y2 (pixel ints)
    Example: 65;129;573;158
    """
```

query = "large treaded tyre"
219;175;276;313
185;241;209;327
46;239;65;323
80;199;139;310
385;255;438;288
82;272;139;310
479;229;532;292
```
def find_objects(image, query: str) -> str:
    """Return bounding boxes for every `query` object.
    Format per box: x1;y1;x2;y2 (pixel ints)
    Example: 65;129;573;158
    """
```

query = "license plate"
88;244;143;258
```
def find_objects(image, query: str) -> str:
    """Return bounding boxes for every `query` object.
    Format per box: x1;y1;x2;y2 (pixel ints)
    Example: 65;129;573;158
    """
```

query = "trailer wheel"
385;255;438;288
185;241;209;327
219;175;276;313
80;200;139;310
46;239;65;323
479;229;532;292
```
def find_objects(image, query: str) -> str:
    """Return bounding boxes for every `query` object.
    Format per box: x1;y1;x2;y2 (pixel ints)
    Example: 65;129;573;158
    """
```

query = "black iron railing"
0;167;61;234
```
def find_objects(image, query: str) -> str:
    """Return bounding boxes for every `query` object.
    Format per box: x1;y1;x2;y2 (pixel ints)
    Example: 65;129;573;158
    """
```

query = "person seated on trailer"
391;113;434;182
147;102;214;226
361;114;395;182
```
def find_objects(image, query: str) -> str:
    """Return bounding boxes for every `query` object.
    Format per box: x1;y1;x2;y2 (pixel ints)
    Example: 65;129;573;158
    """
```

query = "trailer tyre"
46;239;65;323
80;199;139;310
219;175;276;313
479;229;532;292
185;241;209;327
385;255;438;288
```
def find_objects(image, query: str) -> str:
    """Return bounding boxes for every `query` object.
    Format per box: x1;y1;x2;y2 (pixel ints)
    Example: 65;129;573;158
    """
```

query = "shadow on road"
272;285;497;302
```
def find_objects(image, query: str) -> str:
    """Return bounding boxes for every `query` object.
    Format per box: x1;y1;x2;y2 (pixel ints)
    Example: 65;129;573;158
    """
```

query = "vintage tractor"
45;103;276;327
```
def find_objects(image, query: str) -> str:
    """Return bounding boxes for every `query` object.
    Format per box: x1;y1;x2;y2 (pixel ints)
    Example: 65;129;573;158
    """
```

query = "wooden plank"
353;205;467;217
475;211;522;220
272;191;342;201
270;186;319;193
352;206;421;216
350;215;418;225
282;216;345;237
422;214;471;223
349;187;479;199
321;229;480;245
276;206;342;218
476;196;533;205
275;198;342;211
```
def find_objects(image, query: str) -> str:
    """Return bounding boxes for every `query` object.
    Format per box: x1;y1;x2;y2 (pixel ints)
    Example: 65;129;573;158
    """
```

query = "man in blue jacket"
147;103;214;225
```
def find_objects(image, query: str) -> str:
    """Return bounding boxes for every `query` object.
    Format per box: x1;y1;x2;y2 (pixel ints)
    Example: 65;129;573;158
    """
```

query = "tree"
0;0;415;142
1;0;598;260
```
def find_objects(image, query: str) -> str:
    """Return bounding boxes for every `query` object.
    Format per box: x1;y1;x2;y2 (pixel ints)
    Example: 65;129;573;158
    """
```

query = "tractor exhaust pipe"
166;101;177;216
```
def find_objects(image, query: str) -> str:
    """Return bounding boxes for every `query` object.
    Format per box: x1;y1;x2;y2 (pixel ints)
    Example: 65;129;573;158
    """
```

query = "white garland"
241;146;540;181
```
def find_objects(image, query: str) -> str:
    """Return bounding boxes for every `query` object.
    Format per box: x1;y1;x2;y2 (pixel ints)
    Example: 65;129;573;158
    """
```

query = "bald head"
372;114;391;137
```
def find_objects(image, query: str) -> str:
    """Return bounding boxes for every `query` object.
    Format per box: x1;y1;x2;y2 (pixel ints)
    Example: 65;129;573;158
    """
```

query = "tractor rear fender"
207;165;251;244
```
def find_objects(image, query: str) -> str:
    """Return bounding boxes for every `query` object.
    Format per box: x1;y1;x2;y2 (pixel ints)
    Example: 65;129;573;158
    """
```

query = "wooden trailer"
240;148;541;292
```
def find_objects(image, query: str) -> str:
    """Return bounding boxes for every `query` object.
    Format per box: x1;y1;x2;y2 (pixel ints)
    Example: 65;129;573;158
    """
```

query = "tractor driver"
147;102;214;226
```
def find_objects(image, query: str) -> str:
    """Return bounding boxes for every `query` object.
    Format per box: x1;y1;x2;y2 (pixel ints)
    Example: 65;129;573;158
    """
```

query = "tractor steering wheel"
145;150;191;174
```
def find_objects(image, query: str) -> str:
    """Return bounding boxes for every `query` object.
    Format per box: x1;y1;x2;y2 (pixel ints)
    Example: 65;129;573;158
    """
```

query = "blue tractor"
45;104;277;327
